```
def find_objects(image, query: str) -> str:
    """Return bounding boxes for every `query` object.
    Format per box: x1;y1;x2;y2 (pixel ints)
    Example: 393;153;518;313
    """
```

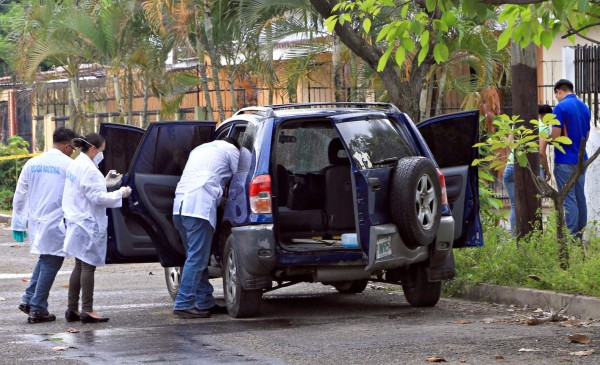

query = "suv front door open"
417;110;483;248
105;121;215;266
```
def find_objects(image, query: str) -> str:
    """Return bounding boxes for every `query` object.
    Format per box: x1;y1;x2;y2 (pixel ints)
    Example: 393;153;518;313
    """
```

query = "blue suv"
100;103;482;318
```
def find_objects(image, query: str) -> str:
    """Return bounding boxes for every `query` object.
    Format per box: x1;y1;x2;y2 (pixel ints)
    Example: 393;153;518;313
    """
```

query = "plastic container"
341;233;359;248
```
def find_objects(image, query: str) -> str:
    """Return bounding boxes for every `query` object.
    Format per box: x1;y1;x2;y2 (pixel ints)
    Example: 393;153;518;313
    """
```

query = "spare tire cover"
390;156;441;247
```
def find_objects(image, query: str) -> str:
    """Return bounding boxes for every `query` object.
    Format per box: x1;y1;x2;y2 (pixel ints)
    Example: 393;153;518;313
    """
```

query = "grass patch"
0;209;11;215
447;218;600;298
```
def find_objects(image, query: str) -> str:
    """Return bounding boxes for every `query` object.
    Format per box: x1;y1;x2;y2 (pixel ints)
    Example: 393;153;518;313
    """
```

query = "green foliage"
449;218;600;297
326;0;600;68
0;136;31;210
472;113;567;172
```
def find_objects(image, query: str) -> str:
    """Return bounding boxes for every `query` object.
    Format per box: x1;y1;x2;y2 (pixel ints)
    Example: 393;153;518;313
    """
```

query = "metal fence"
575;44;600;128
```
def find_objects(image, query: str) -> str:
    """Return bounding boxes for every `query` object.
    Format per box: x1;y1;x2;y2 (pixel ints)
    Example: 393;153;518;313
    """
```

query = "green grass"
447;217;600;298
0;209;10;215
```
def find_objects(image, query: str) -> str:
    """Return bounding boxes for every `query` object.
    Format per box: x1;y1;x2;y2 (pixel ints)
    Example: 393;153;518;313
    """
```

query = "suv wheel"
390;157;441;247
164;266;182;301
223;235;262;318
401;263;441;307
333;279;369;294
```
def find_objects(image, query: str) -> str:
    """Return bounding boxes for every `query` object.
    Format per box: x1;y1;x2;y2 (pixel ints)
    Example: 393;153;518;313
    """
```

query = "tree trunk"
511;43;541;237
202;0;225;122
113;74;124;121
127;67;134;125
435;68;447;116
310;0;430;122
554;196;569;269
228;68;237;113
332;36;343;102
142;82;149;127
195;17;214;121
69;75;83;133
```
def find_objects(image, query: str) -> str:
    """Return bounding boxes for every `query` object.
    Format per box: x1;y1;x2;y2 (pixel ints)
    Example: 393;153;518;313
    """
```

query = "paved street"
1;222;599;365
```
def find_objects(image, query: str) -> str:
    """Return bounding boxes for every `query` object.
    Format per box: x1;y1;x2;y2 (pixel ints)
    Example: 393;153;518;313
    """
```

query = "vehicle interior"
273;120;359;251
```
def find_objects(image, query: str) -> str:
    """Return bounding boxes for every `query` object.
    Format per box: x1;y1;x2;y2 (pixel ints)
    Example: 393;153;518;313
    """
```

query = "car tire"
402;263;441;307
223;235;262;318
164;266;182;301
390;157;441;247
333;279;369;294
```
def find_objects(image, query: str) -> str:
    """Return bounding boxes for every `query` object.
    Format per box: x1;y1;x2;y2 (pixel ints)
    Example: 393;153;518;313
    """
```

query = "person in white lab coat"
172;137;240;318
12;127;77;324
62;133;131;324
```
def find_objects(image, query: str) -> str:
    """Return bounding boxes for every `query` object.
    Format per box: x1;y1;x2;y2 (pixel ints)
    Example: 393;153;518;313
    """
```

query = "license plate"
376;235;392;259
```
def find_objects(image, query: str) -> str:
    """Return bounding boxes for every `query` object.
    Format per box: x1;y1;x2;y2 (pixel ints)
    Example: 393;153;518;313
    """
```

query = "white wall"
586;129;600;227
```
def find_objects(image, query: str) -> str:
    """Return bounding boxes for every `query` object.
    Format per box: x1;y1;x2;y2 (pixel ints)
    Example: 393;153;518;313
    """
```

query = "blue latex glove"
13;231;27;243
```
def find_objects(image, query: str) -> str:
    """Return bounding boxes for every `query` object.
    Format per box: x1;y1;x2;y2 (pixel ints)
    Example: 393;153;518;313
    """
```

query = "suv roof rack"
265;102;401;114
232;106;275;118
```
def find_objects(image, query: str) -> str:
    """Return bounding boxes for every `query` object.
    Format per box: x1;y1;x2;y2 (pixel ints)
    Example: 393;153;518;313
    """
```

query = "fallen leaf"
562;320;583;328
52;346;67;352
454;320;471;325
67;327;79;333
21;279;29;282
568;334;590;344
50;337;62;342
0;297;5;301
569;349;595;356
459;360;466;363
62;285;69;288
518;348;541;352
149;271;154;275
495;355;504;359
426;357;447;362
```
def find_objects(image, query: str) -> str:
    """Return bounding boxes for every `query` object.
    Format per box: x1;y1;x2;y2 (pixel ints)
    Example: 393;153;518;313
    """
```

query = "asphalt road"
1;223;598;365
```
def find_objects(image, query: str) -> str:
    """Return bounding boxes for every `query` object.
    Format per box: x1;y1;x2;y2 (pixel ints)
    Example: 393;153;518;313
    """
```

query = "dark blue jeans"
172;215;216;311
22;254;64;314
554;163;587;239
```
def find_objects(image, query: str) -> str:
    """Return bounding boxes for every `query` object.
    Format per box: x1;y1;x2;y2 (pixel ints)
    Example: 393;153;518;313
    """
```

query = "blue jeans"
554;163;587;238
173;215;216;311
22;254;64;314
503;164;516;235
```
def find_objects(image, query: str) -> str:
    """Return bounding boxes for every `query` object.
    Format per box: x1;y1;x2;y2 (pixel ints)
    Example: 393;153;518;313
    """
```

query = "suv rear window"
336;118;414;170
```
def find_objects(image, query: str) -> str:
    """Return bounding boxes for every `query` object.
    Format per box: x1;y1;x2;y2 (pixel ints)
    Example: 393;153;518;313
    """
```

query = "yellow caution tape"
0;153;41;162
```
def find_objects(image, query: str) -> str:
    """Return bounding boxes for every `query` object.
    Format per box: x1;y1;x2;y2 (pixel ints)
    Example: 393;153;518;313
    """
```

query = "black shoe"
65;310;80;322
173;308;211;319
80;312;109;323
18;302;30;314
207;304;228;315
27;312;56;324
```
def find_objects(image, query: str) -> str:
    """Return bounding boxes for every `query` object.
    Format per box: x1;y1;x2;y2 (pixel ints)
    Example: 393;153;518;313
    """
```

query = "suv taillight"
436;168;448;206
249;174;272;214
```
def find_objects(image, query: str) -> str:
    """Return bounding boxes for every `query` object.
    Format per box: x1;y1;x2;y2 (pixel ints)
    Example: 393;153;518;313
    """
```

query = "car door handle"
368;177;380;191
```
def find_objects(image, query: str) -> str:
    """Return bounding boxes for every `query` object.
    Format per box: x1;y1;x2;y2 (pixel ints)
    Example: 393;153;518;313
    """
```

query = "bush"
0;188;13;211
0;136;30;210
449;216;600;297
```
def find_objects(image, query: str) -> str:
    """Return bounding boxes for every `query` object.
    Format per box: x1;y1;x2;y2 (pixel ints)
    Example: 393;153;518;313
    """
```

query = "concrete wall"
540;29;600;230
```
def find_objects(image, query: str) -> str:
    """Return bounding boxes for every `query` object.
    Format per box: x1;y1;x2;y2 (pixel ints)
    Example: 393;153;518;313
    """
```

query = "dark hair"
53;127;77;144
538;104;552;115
73;133;105;152
223;136;240;149
554;79;574;93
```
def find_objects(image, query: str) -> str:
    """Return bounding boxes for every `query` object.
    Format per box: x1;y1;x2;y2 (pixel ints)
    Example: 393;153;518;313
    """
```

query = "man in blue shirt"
551;79;591;239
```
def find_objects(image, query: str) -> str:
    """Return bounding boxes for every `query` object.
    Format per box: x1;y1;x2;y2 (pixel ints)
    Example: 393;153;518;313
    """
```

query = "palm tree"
13;0;101;132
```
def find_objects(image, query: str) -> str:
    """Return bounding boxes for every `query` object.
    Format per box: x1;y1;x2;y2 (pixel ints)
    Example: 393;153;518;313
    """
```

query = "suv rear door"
416;110;483;248
103;121;216;266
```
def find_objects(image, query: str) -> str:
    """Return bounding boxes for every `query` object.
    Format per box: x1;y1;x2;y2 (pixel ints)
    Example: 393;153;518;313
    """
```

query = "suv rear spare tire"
390;157;441;247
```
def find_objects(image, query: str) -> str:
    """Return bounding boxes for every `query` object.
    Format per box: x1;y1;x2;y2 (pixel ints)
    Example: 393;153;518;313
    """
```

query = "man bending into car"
172;137;240;318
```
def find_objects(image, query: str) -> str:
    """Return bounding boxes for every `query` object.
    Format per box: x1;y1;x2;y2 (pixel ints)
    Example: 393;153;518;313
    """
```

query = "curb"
456;282;600;320
0;214;10;225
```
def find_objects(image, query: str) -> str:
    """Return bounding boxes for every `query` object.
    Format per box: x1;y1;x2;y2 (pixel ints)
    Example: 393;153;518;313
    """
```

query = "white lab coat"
173;140;240;228
62;153;124;266
11;149;73;256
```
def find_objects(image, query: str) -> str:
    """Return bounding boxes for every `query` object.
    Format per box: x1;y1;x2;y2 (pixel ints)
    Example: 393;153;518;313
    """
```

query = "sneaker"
18;302;30;314
173;308;211;319
27;312;57;324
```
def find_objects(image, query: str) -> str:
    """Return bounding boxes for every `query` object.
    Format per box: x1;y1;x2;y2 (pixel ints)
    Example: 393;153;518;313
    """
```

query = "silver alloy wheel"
415;174;437;230
225;248;237;304
165;266;182;301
